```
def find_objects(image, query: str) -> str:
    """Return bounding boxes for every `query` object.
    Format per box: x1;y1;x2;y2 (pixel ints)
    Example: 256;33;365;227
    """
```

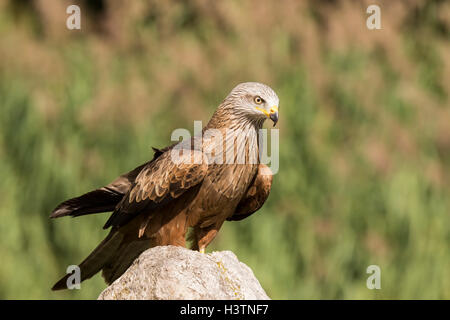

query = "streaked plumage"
51;82;279;290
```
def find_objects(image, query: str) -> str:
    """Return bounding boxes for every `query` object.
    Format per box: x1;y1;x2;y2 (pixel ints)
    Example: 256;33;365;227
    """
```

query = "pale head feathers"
206;82;279;130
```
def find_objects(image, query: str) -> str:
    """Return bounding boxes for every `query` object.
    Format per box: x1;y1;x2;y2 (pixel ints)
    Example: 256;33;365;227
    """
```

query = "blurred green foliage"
0;0;449;299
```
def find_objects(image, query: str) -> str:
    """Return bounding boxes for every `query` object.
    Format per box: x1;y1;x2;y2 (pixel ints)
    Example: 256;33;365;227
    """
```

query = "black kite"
51;82;279;290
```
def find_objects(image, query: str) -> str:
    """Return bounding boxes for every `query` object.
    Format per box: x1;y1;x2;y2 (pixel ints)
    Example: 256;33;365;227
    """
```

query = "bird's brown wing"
227;164;273;221
49;161;149;219
49;145;172;219
103;148;208;230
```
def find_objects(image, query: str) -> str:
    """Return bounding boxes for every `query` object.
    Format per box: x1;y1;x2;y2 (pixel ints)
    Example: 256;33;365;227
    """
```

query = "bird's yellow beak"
256;106;279;126
269;106;279;126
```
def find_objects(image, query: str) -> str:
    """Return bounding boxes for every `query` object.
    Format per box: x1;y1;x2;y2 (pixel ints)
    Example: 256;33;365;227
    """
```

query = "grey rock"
98;245;270;300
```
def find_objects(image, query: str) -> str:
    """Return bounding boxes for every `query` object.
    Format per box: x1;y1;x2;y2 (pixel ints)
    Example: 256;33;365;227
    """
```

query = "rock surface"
98;245;270;300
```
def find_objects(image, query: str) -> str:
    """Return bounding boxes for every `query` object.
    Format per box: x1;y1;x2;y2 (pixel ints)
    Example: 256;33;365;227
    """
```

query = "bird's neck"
204;106;265;132
201;108;263;166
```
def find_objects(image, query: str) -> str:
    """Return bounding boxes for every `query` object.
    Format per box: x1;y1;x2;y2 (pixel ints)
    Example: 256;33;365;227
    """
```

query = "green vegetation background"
0;0;449;299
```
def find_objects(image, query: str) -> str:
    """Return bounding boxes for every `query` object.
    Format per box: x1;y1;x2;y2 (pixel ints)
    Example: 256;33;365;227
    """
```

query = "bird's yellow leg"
196;225;221;254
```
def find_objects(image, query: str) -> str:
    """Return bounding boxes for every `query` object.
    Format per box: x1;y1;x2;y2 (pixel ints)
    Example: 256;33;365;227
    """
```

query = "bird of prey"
50;82;279;290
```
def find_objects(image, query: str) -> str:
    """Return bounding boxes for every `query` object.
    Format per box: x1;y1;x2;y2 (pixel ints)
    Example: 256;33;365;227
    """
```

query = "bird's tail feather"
101;240;152;285
51;230;124;290
49;188;124;219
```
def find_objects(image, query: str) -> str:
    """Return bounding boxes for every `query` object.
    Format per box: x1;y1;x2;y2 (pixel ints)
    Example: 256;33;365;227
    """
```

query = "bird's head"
222;82;279;127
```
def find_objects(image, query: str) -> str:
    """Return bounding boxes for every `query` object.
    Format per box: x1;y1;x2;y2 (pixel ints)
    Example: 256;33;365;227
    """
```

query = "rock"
98;245;270;300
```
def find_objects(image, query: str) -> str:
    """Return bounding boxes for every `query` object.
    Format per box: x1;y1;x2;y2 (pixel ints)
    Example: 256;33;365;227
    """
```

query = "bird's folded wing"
227;164;273;221
49;161;150;219
103;149;208;229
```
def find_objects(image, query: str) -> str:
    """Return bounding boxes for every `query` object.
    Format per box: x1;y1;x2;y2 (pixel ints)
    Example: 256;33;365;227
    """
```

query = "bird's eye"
254;96;264;104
